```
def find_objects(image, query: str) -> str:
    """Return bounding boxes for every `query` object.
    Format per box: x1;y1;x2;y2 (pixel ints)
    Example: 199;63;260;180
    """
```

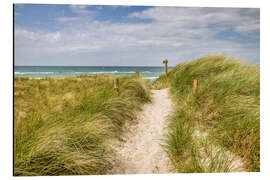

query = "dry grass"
154;55;260;172
14;74;151;176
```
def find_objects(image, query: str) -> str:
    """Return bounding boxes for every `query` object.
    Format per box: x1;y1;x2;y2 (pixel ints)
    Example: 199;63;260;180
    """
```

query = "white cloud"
45;32;61;43
129;7;259;37
56;17;79;22
56;5;97;24
69;4;96;16
15;6;260;66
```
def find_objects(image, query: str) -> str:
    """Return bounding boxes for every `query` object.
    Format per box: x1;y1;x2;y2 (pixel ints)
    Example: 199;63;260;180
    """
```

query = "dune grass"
14;74;151;176
154;55;260;172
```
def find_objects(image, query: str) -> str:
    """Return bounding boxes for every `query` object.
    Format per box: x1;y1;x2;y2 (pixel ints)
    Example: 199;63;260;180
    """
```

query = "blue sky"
14;4;260;66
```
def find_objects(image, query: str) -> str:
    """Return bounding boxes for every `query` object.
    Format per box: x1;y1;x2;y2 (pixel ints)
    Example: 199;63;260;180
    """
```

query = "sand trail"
111;89;173;174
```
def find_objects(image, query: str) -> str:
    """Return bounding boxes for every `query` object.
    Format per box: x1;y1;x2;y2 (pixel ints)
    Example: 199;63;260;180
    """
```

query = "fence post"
193;80;198;93
136;69;140;77
95;74;97;86
114;78;119;95
163;59;168;75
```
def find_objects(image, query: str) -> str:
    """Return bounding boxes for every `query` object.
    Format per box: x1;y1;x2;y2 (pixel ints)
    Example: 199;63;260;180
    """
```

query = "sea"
14;66;173;81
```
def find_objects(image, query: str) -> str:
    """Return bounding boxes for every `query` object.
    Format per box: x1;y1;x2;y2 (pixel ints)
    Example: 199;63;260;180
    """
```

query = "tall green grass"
14;75;151;176
154;55;260;172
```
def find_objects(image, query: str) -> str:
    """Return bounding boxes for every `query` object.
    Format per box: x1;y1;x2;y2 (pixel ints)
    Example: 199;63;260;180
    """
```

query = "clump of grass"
155;55;260;172
14;75;151;176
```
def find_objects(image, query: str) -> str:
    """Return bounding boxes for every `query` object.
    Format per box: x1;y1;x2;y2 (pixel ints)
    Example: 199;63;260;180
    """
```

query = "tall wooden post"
193;80;198;93
136;69;140;77
114;78;119;95
163;59;168;75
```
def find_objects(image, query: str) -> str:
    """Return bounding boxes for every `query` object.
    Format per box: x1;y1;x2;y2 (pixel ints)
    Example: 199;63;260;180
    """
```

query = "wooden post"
114;78;119;95
193;80;198;93
136;69;140;77
163;59;168;75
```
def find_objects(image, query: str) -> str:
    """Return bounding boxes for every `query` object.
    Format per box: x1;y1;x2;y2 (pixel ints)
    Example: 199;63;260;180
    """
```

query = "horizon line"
15;65;175;67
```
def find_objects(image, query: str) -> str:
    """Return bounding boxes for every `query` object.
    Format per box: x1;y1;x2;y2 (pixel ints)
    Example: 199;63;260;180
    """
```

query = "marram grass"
154;55;260;172
14;75;151;176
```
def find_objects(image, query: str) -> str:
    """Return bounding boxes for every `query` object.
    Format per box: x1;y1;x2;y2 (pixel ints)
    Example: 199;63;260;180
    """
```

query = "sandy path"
110;89;173;174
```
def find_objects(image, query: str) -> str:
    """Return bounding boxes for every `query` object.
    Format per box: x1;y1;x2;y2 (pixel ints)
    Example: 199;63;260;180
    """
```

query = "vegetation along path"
111;88;173;174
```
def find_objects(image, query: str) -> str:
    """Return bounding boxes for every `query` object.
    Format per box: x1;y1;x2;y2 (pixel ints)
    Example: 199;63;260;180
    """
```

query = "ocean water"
14;66;173;81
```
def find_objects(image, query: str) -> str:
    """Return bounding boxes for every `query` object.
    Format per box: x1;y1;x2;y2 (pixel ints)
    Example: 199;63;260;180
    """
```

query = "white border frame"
1;0;269;179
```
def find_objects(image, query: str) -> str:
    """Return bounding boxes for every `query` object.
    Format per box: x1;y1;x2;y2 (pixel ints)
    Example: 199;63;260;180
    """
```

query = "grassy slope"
14;75;151;176
153;55;260;172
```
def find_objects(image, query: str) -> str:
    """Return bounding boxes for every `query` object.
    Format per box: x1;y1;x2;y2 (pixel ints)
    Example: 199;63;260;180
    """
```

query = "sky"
14;4;260;66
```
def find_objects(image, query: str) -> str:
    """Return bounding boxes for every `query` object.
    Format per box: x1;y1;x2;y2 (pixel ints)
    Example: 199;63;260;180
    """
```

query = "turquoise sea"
14;66;173;81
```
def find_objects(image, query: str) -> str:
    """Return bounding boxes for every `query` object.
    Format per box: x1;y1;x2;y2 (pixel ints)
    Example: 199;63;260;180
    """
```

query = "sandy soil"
193;129;245;172
109;88;244;174
110;89;174;174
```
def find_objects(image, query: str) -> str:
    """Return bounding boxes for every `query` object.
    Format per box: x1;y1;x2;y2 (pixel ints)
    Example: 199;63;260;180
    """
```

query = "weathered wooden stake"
94;74;97;86
114;78;119;95
163;59;168;75
136;69;140;77
193;79;198;93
